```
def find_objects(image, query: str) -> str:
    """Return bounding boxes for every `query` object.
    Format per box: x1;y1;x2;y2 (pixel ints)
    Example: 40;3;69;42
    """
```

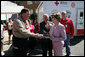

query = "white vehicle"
37;1;84;36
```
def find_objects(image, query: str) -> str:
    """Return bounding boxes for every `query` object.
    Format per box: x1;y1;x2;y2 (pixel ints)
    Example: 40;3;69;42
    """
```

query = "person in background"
33;20;39;33
26;19;37;55
49;12;66;56
1;21;5;56
40;14;53;56
7;18;13;44
6;21;8;30
60;11;74;56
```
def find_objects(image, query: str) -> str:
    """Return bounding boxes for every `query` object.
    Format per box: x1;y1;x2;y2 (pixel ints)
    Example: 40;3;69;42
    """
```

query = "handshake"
34;33;50;39
34;33;44;39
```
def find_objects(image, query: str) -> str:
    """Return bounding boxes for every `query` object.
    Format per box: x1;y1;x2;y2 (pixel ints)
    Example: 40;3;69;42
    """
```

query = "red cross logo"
55;1;59;6
71;2;75;8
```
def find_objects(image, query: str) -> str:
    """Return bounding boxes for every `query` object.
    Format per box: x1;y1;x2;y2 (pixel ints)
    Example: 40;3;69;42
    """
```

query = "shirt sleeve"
3;26;5;31
13;19;35;38
70;20;74;37
39;22;43;34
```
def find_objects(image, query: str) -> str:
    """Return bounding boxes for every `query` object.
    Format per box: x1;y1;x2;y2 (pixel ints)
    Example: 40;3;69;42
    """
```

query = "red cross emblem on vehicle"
55;1;59;6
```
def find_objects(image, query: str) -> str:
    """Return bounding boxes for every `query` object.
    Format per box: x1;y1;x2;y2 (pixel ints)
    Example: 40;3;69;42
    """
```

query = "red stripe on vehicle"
77;29;84;35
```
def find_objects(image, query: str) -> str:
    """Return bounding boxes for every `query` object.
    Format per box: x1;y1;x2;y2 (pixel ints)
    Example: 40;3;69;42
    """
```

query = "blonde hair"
52;12;61;21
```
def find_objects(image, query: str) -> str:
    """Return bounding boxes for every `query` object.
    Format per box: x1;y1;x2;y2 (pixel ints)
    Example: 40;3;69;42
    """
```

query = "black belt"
13;35;28;40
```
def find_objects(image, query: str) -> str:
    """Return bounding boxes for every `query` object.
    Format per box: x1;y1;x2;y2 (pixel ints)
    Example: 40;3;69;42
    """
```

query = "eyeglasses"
51;16;55;19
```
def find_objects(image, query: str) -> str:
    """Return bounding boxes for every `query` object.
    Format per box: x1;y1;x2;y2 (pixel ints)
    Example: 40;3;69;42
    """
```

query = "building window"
27;1;32;5
60;1;67;5
80;12;83;19
66;10;71;18
35;1;40;4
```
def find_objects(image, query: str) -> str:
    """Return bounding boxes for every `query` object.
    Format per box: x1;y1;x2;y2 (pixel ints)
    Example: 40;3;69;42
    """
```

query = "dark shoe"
65;55;70;56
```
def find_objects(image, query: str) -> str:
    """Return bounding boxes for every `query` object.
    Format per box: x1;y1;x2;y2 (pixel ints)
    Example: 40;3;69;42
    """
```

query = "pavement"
2;30;84;56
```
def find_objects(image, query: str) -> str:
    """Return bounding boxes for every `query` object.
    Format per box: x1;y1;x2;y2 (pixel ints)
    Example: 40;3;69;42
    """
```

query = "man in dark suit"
40;14;53;56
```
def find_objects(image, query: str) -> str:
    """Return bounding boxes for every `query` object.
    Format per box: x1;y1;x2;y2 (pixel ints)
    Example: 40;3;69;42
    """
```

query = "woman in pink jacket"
49;12;67;56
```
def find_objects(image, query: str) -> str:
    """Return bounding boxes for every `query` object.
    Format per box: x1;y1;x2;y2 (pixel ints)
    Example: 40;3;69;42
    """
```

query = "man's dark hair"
9;18;12;20
20;8;29;14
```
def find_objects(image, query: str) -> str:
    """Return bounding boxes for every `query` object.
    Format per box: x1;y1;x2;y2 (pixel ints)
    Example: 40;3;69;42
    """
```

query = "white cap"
43;14;49;19
62;11;67;14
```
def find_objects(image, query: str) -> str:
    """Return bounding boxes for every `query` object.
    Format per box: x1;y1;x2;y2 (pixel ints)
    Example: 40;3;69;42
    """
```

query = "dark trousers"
28;37;36;52
8;30;12;36
12;36;30;56
64;33;71;55
40;38;53;56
